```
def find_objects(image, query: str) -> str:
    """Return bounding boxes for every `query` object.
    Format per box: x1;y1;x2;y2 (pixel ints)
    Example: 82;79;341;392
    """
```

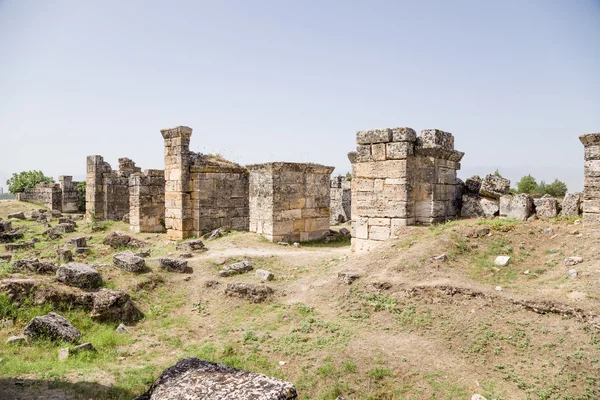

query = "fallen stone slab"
0;231;24;243
56;249;73;263
534;196;559;220
70;237;87;248
464;175;482;194
255;269;274;281
56;263;102;289
72;342;95;353
12;259;57;274
103;231;132;248
54;223;76;234
74;247;91;255
8;212;25;220
134;358;297;400
89;289;143;322
499;194;534;221
58;347;70;361
158;258;188;273
0;221;12;232
479;174;510;199
176;239;205;252
23;312;81;343
560;192;582;217
225;283;274;303
58;218;76;226
0;254;12;263
44;228;63;240
204;227;229;241
0;278;39;302
461;195;499;218
113;251;146;273
5;241;35;252
219;260;252;277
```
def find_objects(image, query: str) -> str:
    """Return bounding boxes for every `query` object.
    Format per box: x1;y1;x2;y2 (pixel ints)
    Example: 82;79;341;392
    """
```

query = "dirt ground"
0;200;599;400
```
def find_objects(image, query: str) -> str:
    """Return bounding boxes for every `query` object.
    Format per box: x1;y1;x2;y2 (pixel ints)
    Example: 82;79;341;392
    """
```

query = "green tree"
493;169;503;178
545;179;568;197
76;181;86;212
6;170;54;193
516;175;538;194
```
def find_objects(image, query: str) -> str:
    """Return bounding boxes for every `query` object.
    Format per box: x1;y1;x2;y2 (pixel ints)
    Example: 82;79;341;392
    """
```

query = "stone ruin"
349;128;464;251
129;170;165;233
580;133;600;225
15;176;82;212
330;176;351;224
247;162;334;243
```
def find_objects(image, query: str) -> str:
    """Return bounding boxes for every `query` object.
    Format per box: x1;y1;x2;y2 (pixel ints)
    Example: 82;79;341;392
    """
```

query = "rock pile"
461;175;510;218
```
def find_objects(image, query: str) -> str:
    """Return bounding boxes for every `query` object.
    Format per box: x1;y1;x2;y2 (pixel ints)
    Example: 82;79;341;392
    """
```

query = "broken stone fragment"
115;323;130;334
499;194;534;221
103;231;132;248
479;174;510;199
534;197;559;220
564;257;583;266
12;259;57;274
158;258;188;273
494;256;511;266
8;212;25;220
338;271;361;285
219;260;253;277
90;289;142;322
56;248;73;263
465;175;482;194
56;263;102;289
58;348;70;361
224;283;274;303
5;241;35;252
113;251;146;273
54;223;76;234
560;192;582;217
255;269;274;281
70;236;87;248
73;342;95;353
23;312;81;343
433;254;447;262
134;358;297;400
6;336;26;345
175;239;205;252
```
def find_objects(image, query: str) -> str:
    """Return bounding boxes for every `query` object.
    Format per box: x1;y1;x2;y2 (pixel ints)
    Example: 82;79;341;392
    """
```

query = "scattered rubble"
219;260;253;277
224;283;274;303
158;258;188;273
113;251;146;273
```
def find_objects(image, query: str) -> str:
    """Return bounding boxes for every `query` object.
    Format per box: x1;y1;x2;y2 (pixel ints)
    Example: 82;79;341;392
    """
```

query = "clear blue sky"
1;0;599;192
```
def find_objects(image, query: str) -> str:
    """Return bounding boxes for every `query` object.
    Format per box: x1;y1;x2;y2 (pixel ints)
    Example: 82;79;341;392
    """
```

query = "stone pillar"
86;156;106;221
129;170;166;233
59;176;79;213
579;133;600;225
161;126;193;240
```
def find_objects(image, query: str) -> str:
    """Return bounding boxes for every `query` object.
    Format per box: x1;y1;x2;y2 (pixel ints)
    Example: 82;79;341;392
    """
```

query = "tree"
76;181;86;212
545;179;568;197
6;170;54;193
493;169;503;178
516;175;538;194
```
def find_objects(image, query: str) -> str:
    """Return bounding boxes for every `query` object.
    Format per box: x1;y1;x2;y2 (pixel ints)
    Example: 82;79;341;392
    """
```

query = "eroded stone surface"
534;197;559;220
499;194;534;221
225;283;274;303
113;251;146;273
12;259;57;274
158;258;188;273
23;312;81;343
479;175;510;199
56;263;102;289
219;260;253;277
135;358;297;400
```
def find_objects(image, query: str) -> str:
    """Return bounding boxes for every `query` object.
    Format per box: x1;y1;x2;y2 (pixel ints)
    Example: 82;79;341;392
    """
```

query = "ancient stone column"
579;133;600;225
161;126;193;240
86;156;106;221
129;170;166;233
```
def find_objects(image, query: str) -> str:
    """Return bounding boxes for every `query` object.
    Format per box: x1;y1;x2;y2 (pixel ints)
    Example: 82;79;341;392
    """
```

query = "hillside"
0;200;599;400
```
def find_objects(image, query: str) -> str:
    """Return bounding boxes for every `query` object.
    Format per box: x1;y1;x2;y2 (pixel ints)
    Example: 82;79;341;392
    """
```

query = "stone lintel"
415;147;464;163
579;133;600;147
161;126;193;139
246;162;334;175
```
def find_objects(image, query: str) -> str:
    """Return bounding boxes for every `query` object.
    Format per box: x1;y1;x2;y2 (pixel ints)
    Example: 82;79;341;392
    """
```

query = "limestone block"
390;218;414;235
499;194;534;221
583;212;600;225
418;129;454;149
356;129;392;144
391;127;417;142
353;160;409;179
584;160;600;177
354;217;369;239
386;142;414;159
371;143;387;161
368;218;390;226
560;192;581;217
534;196;559;219
479;174;510;199
369;225;390;241
584;145;600;161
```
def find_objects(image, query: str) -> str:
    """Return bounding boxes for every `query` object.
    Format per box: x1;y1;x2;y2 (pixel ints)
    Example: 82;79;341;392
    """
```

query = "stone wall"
190;154;249;233
59;176;80;213
129;170;166;233
16;183;62;211
350;127;464;252
579;133;600;225
330;176;351;224
86;156;141;221
248;162;334;243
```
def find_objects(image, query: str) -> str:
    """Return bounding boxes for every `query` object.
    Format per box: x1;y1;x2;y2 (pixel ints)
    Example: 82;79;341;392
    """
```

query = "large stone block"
499;194;534;221
353;160;409;179
386;142;414;159
479;174;510;199
560;192;582;217
534;196;559;219
356;129;392;144
418;129;454;149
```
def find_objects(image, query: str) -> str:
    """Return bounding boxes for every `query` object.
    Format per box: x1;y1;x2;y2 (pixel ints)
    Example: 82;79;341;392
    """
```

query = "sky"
0;0;599;192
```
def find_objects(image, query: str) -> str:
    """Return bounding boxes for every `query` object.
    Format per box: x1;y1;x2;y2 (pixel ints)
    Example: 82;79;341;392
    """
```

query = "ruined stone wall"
350;128;463;251
59;176;80;213
579;133;600;225
330;176;352;224
16;183;62;211
129;170;165;233
86;156;140;221
190;161;249;233
248;162;334;243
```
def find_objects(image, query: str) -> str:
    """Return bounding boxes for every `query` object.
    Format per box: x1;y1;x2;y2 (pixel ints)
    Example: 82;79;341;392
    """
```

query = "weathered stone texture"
135;358;297;400
560;192;582;218
330;176;351;224
350;127;464;251
499;194;534;221
86;156;139;222
479;174;510;199
534;196;559;220
248;162;334;243
16;183;62;211
130;170;165;233
59;176;81;213
579;133;600;225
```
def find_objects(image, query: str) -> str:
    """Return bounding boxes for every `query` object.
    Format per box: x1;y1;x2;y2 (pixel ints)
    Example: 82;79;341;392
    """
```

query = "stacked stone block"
16;183;62;211
330;176;352;224
59;176;80;213
129;170;165;233
579;133;600;225
86;156;139;221
350;127;464;252
190;155;249;232
161;126;194;240
248;162;334;243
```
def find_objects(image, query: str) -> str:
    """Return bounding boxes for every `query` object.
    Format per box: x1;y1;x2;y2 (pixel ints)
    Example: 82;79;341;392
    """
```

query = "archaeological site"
1;127;599;400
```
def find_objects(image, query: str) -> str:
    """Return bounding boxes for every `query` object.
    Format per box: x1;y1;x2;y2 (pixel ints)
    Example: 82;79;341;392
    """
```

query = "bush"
6;170;54;193
515;175;568;198
77;181;86;212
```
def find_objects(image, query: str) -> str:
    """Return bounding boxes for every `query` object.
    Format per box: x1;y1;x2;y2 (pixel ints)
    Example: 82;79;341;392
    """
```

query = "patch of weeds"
301;235;351;248
341;360;357;373
367;367;393;380
477;218;519;231
0;262;13;277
